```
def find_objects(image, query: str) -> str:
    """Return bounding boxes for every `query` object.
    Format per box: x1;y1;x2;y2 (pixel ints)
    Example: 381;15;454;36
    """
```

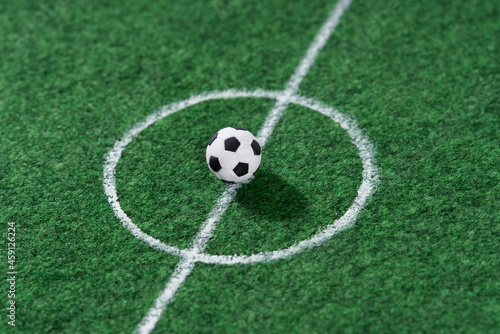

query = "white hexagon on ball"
206;127;262;183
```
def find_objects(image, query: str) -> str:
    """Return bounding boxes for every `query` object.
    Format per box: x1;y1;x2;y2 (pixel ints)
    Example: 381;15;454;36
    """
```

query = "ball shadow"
235;169;309;221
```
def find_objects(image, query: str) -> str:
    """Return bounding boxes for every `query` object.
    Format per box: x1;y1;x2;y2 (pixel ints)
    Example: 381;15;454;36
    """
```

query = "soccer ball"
206;127;262;183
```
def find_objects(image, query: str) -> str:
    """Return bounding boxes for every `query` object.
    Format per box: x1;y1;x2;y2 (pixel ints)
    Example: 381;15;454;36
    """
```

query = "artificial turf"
0;0;499;333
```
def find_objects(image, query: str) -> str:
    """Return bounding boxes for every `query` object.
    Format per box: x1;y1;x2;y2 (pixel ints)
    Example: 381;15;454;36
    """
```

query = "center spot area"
206;103;362;255
115;97;273;249
112;92;364;258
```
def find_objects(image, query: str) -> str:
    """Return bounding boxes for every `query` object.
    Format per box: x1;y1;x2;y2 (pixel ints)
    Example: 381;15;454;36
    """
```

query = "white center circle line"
103;89;379;265
104;89;379;334
101;1;367;332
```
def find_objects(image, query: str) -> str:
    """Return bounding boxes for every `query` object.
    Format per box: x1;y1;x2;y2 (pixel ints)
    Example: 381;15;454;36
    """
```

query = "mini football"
206;127;262;183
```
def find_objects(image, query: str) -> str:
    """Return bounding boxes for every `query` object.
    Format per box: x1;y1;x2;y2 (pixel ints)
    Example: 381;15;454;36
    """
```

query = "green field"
1;0;499;333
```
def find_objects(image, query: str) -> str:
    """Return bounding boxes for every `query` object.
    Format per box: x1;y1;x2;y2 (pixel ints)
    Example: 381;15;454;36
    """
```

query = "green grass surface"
1;0;499;333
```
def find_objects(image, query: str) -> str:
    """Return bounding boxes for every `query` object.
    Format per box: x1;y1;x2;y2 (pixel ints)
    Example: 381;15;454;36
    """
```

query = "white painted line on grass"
190;183;243;253
131;1;355;332
194;93;379;264
257;0;353;148
284;0;353;97
103;90;278;258
134;183;242;334
134;257;196;334
104;89;379;265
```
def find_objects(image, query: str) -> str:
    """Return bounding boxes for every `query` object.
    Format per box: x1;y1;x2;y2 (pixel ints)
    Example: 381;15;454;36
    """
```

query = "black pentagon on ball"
209;156;222;172
251;140;261;155
232;126;246;131
233;162;249;177
208;132;218;146
224;137;241;152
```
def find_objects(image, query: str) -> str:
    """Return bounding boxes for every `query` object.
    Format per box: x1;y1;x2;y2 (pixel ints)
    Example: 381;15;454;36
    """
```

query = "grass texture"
0;0;499;332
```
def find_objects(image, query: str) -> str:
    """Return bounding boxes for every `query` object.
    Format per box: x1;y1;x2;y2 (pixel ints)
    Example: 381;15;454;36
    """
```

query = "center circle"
102;89;379;265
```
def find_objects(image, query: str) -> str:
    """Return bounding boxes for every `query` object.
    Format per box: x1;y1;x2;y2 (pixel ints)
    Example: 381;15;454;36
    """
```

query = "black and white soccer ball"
206;127;262;183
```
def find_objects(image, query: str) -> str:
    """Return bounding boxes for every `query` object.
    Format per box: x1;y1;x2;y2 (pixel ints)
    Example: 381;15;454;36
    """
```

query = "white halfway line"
133;0;354;333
